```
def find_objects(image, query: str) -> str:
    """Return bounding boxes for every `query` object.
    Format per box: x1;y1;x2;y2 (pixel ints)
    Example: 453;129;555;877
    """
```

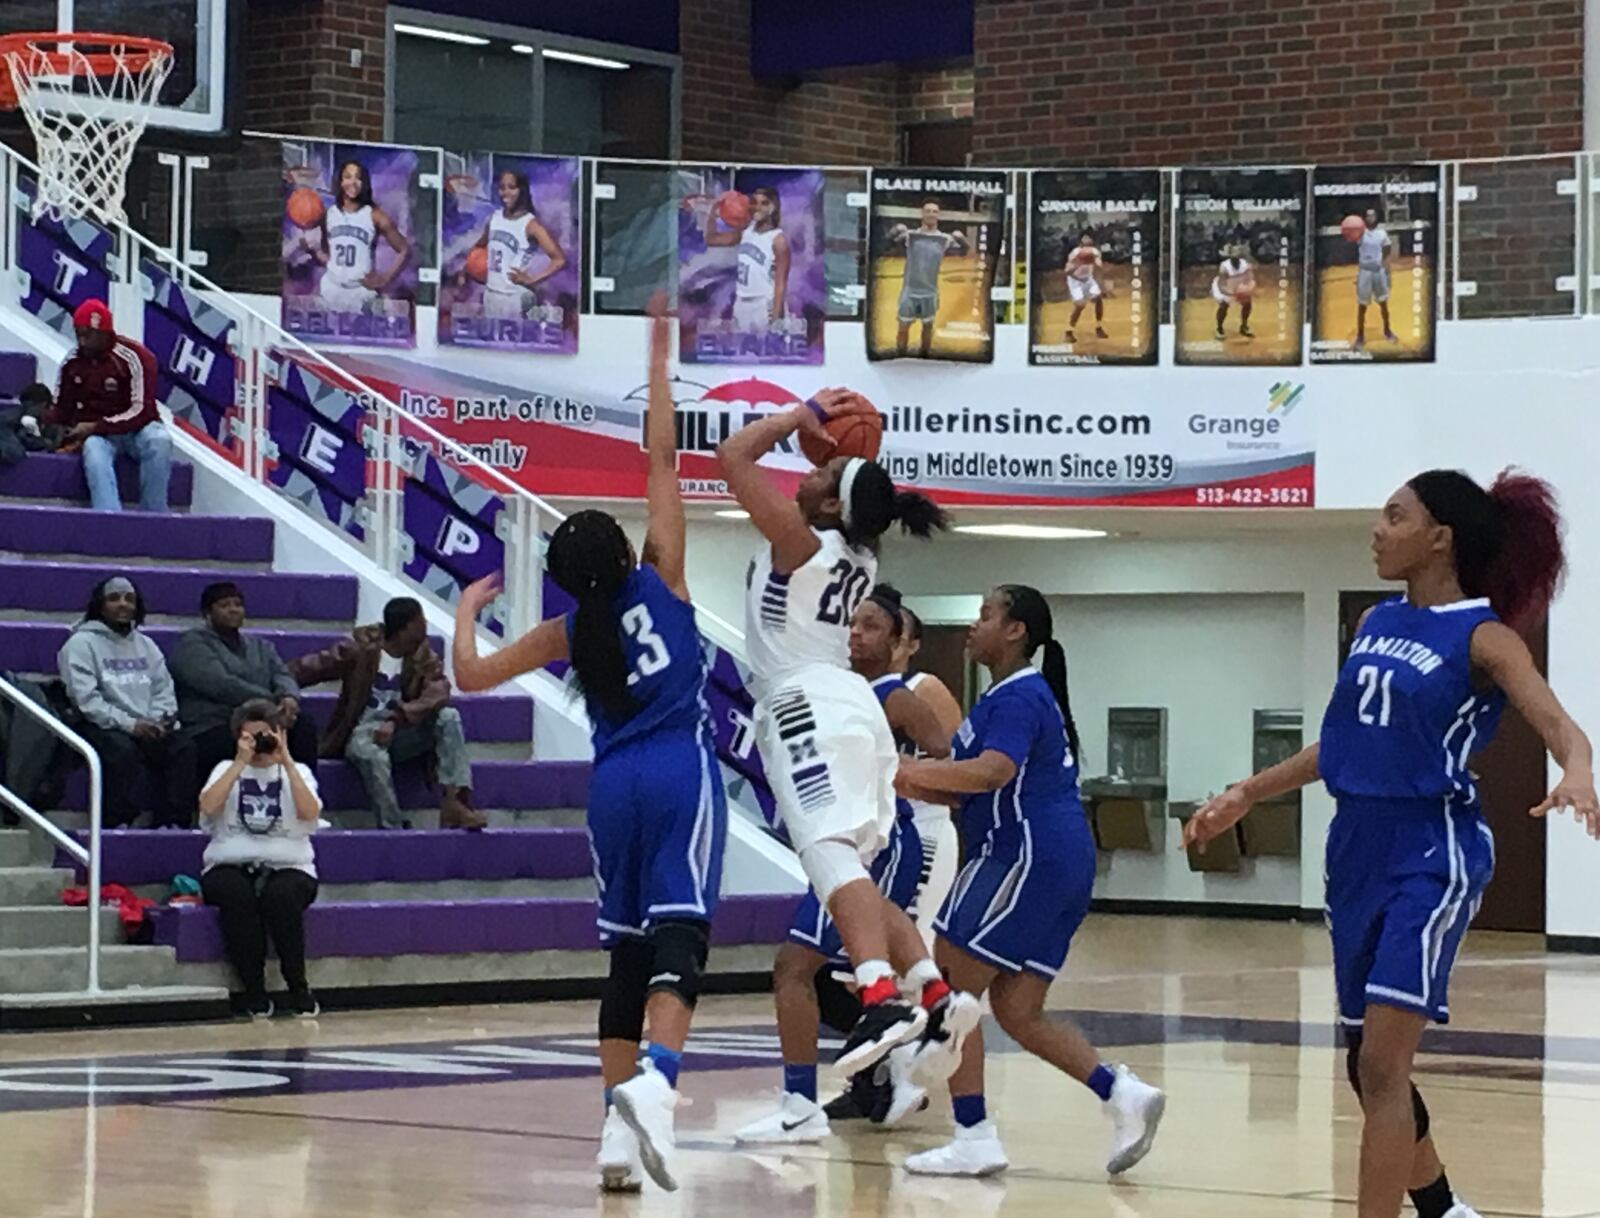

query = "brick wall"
243;0;388;139
900;63;976;127
971;0;1585;165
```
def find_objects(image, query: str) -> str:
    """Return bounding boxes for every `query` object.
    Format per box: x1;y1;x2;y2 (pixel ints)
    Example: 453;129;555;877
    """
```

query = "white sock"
854;959;894;989
904;958;942;991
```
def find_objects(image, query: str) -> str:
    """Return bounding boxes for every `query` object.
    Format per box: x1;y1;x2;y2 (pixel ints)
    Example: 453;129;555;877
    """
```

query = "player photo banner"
281;140;422;348
1176;168;1307;367
678;167;825;365
1028;170;1161;367
867;169;1008;363
438;153;581;355
1310;165;1439;364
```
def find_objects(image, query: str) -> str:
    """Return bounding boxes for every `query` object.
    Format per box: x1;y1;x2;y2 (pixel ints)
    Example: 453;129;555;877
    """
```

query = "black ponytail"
840;460;949;552
999;584;1082;764
547;510;635;722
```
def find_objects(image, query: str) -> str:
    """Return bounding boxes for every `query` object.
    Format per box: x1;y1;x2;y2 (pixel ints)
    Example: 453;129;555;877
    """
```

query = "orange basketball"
1340;213;1366;243
465;246;490;284
716;189;752;229
800;396;883;467
286;186;324;229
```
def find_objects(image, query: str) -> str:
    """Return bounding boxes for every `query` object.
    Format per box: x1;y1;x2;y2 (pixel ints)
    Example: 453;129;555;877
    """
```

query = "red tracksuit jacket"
48;337;160;436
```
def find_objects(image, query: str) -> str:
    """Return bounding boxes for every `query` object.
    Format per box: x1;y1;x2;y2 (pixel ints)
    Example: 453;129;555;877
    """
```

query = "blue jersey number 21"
623;605;671;686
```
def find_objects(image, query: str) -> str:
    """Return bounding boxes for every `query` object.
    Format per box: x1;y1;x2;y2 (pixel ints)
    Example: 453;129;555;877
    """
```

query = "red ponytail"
1484;469;1565;631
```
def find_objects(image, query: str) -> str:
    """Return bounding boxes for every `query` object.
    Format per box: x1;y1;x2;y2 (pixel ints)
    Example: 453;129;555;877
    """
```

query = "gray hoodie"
58;620;178;732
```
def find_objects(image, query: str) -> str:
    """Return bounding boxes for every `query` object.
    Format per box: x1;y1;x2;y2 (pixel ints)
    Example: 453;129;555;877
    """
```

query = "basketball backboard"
0;0;239;139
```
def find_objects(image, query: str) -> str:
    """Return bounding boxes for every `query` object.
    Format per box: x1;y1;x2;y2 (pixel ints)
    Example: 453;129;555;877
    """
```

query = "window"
392;39;535;151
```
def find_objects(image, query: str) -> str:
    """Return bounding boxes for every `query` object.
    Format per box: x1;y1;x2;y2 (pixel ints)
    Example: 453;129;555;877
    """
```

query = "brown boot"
440;788;486;831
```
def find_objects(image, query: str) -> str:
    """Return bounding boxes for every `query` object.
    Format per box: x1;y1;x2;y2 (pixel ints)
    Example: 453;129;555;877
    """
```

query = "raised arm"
451;575;570;693
1181;744;1322;849
1473;621;1598;835
639;299;688;600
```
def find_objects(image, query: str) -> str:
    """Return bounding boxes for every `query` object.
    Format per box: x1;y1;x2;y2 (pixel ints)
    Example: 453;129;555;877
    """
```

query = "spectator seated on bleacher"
198;697;321;1019
47;299;172;513
289;596;484;831
0;382;62;467
58;576;196;828
172;581;319;791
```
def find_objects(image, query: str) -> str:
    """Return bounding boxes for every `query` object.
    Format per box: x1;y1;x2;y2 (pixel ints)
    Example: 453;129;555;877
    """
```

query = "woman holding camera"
198;698;323;1019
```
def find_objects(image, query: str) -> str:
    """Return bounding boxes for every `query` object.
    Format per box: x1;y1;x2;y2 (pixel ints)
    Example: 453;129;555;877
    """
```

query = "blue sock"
784;1063;818;1102
952;1094;987;1128
1086;1064;1116;1102
604;1086;614;1114
646;1042;682;1088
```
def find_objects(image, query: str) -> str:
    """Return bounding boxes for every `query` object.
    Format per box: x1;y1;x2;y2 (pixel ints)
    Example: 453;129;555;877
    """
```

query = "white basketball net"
3;37;173;223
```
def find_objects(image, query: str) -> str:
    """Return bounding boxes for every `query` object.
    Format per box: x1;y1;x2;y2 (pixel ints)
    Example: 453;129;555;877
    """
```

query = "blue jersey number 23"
623;605;671;686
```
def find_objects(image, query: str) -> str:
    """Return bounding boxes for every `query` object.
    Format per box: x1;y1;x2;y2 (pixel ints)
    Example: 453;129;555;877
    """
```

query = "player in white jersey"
312;160;410;314
718;390;981;1138
1354;207;1399;351
475;169;567;320
703;186;789;334
1064;232;1111;344
1210;242;1256;341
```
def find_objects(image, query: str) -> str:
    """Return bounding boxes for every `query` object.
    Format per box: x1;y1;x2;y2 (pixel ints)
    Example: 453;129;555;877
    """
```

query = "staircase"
0;444;793;1027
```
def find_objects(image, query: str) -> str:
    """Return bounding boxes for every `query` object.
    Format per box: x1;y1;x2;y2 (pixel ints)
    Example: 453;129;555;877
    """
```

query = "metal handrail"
0;674;104;993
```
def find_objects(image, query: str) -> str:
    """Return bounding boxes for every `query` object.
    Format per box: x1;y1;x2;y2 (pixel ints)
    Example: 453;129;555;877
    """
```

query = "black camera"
253;730;276;754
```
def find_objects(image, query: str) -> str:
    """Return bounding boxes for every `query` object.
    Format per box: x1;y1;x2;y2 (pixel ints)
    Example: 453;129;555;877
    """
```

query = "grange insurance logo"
1267;381;1305;416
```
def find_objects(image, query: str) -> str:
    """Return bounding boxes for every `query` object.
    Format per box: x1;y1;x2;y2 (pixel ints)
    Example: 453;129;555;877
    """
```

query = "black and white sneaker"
282;989;320;1019
904;991;982;1084
823;1063;891;1123
240;994;274;1021
835;999;926;1075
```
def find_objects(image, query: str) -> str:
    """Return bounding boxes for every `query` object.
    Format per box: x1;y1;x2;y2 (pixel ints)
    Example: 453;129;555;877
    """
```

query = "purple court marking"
1;1010;1596;1114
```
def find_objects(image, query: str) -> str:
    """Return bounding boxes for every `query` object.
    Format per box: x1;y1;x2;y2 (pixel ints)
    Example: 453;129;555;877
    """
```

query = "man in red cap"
47;299;171;512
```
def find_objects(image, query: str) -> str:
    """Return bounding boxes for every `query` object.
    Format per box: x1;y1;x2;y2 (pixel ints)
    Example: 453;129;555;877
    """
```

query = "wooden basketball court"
2;916;1595;1218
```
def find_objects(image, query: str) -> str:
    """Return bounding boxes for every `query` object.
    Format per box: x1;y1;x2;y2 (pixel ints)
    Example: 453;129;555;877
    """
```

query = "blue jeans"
81;422;173;512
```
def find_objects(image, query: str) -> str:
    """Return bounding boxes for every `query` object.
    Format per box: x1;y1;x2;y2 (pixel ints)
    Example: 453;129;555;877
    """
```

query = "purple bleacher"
0;621;350;673
0;351;37;398
146;893;800;962
0;560;358;621
61;827;593;886
58;759;590;812
0;503;273;563
0;451;193;507
296;691;531;741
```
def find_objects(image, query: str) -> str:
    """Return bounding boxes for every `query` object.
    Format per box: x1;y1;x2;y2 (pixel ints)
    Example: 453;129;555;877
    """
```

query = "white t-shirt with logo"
201;761;319;876
362;652;405;723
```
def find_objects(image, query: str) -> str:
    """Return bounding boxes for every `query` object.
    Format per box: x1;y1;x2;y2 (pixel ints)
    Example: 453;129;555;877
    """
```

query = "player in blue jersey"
896;586;1166;1178
452;304;725;1195
737;585;958;1143
1187;469;1597;1218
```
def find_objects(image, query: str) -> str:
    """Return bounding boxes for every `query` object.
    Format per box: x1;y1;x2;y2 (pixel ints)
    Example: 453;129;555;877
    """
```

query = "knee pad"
799;838;871;906
647;918;710;1010
598;938;651;1043
814;968;863;1035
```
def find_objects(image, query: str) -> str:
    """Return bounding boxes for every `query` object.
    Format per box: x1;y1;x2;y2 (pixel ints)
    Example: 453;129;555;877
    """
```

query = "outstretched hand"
1530;771;1600;840
1180;786;1253;852
459;573;503;619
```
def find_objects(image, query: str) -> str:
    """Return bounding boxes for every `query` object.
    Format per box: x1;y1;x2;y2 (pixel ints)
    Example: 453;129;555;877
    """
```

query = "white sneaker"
904;1121;1009;1177
905;991;982;1085
1442;1205;1482;1218
734;1091;830;1144
612;1062;679;1191
1104;1064;1165;1174
597;1108;643;1193
882;1044;929;1127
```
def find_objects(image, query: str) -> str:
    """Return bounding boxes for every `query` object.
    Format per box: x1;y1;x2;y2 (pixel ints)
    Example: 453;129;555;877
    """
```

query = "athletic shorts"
587;731;728;945
1356;267;1390;305
1067;276;1103;304
755;665;899;860
935;819;1096;979
1325;795;1494;1026
788;815;923;964
319;280;378;314
898;290;937;322
483;285;534;319
732;295;772;332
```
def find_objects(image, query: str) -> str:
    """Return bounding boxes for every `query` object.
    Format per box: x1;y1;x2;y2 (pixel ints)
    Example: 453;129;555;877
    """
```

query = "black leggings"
201;865;319;998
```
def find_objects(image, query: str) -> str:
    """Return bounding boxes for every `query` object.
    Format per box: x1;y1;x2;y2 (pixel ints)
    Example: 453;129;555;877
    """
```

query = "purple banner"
396;433;508;636
438;154;581;354
679;167;825;366
13;182;113;336
141;261;240;456
262;351;368;538
281;141;421;348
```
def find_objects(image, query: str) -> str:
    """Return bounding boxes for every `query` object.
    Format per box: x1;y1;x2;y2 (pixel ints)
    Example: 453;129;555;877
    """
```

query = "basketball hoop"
0;32;174;223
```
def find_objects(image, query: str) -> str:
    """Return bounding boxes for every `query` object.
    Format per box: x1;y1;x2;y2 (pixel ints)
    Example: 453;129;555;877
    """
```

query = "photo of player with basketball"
280;141;423;348
1175;167;1306;366
867;170;1007;363
677;168;825;366
437;153;582;354
1028;169;1160;366
1311;164;1439;364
